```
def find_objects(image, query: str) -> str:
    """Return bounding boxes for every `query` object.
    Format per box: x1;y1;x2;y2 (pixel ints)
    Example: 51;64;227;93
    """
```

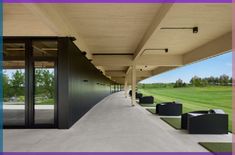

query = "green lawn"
139;86;232;131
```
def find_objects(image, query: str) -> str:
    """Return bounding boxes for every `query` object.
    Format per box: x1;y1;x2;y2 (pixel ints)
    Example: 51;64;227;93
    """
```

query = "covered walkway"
4;92;231;152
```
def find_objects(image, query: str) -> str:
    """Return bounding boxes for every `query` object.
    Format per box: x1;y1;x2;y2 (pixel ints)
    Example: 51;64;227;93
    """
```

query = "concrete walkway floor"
4;91;232;152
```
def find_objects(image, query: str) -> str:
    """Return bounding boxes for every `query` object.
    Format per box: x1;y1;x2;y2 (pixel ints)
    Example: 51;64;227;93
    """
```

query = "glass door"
3;42;26;127
33;60;57;127
3;38;58;128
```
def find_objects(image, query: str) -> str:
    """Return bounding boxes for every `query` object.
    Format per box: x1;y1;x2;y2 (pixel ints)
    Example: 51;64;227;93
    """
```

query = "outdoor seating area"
133;90;229;136
134;91;231;152
145;105;229;135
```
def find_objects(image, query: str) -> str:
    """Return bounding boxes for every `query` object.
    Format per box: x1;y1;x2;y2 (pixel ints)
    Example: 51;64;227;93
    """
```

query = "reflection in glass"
3;43;25;126
34;61;55;125
33;41;57;58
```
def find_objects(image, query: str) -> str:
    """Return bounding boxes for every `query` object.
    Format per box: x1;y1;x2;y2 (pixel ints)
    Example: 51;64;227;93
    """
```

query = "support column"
124;78;128;98
131;64;136;106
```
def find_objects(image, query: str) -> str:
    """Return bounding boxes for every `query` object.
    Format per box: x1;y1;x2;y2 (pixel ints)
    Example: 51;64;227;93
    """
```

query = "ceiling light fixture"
143;48;168;54
161;26;199;34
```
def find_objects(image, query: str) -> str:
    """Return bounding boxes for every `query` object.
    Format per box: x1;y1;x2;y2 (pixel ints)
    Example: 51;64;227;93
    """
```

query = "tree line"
138;74;232;89
174;74;232;88
3;69;54;102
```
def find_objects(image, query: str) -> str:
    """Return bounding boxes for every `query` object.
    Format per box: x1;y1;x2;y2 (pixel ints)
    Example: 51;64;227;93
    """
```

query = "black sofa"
181;109;228;134
156;102;182;116
129;90;143;99
136;93;143;99
139;96;154;104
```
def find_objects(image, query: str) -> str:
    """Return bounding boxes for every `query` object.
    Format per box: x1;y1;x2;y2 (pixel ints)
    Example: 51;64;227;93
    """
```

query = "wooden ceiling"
3;3;232;84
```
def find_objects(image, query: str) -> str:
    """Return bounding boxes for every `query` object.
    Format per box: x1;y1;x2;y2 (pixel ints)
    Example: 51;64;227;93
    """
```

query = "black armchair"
181;110;208;129
139;96;154;104
129;90;143;99
181;109;228;134
156;102;182;116
136;93;143;99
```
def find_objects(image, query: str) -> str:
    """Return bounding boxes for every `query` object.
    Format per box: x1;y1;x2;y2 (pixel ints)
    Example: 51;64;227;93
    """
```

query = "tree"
10;70;25;97
190;76;202;87
35;69;54;98
3;74;11;99
229;77;233;85
174;79;186;88
219;74;229;86
201;79;208;87
207;76;215;85
214;77;219;85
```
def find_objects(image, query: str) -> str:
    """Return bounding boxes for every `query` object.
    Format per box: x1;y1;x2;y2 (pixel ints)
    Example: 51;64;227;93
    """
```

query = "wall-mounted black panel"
58;38;115;129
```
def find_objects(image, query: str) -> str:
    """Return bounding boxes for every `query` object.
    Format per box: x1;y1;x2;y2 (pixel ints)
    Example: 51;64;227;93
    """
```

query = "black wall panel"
58;38;114;129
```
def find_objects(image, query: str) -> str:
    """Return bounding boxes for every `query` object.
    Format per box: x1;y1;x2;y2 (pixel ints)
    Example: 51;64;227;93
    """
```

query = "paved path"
4;91;232;152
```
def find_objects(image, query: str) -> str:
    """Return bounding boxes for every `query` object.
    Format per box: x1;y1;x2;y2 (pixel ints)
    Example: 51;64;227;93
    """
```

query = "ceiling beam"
93;54;182;66
111;77;125;84
151;66;177;76
106;70;152;78
92;55;132;66
111;75;149;85
136;71;152;77
183;32;232;64
23;4;92;59
126;4;173;75
137;55;183;66
106;71;126;77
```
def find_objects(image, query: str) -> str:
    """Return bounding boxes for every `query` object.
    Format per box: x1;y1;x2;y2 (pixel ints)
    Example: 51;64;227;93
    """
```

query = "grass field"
139;86;232;131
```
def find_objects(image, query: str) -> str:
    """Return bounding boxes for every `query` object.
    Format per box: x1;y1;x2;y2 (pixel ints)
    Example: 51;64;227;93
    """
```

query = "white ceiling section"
3;3;232;84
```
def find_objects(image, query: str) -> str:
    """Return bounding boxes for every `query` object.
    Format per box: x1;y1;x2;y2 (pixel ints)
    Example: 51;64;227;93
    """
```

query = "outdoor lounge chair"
129;90;142;99
136;93;143;99
181;109;228;134
139;96;154;104
156;102;182;116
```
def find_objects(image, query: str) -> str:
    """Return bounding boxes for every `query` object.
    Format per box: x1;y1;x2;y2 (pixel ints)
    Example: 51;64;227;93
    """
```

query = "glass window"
34;61;55;125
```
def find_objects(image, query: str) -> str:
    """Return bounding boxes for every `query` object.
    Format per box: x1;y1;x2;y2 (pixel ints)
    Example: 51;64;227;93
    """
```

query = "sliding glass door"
3;42;26;127
33;61;56;126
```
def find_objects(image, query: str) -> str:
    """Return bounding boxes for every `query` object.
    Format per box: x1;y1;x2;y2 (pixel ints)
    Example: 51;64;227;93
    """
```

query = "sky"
140;51;232;84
